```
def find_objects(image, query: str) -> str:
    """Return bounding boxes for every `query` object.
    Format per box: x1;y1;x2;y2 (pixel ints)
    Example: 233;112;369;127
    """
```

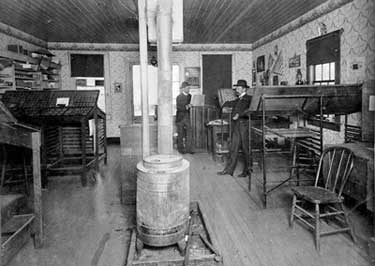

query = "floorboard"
5;145;372;266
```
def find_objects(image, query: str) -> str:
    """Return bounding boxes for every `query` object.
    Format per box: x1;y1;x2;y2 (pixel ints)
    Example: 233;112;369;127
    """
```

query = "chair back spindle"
314;147;354;196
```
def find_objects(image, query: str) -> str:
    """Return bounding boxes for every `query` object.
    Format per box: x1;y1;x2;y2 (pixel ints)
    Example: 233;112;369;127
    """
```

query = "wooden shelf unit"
0;50;61;93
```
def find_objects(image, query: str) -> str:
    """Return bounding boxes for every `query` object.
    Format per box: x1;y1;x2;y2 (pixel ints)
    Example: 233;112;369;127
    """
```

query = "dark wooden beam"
31;132;43;248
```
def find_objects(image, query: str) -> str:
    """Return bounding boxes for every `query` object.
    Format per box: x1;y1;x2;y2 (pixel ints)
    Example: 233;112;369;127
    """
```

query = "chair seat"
291;186;342;204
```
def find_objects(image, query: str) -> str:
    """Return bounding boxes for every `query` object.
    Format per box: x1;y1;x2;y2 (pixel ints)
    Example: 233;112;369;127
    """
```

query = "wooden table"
250;126;320;207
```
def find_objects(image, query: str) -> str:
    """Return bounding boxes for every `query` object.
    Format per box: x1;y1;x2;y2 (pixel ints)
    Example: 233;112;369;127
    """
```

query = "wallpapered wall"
252;0;375;144
52;50;252;137
0;32;43;53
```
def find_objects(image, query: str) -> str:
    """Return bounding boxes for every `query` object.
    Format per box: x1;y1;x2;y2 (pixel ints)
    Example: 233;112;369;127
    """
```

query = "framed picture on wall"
252;69;257;86
76;79;86;86
114;82;122;93
257;55;265;72
288;54;301;68
184;67;200;87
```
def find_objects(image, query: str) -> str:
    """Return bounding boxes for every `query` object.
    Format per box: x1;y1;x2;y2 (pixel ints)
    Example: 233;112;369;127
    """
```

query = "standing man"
176;81;194;154
218;80;252;177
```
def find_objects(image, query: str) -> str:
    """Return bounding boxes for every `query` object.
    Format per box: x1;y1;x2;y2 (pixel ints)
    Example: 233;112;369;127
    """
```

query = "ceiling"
0;0;329;44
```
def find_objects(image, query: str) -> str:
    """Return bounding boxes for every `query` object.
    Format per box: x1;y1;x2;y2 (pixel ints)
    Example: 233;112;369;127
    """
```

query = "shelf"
15;68;38;73
0;50;39;64
16;86;40;90
41;71;58;75
15;77;35;80
1;50;59;91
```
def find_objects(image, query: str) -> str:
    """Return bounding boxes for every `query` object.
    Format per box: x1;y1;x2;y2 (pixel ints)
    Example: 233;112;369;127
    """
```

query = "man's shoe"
178;150;186;154
187;151;195;154
217;170;233;176
237;172;249;178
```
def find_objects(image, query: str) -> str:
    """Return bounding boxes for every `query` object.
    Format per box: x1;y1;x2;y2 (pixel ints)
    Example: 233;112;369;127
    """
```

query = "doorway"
202;54;232;107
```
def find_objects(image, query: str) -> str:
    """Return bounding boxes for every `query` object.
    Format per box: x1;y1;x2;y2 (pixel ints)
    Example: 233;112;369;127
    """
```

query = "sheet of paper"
191;94;205;106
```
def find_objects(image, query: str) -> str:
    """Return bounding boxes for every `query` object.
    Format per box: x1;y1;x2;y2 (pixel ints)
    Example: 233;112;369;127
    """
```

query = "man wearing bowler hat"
176;81;194;154
218;79;252;177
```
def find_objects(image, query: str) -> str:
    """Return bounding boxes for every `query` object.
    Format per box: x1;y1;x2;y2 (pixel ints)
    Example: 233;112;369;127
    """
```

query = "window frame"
306;29;342;131
131;62;182;123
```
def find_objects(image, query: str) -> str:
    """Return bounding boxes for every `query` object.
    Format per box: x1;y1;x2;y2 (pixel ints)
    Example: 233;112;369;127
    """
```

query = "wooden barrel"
136;154;190;247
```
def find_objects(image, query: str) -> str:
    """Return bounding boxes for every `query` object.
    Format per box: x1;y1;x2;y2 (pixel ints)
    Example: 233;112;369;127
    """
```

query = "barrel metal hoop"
138;220;188;236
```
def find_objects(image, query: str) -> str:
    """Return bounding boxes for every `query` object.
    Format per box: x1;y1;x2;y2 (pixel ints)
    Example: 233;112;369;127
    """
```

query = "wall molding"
48;42;253;52
48;42;140;51
173;43;252;51
0;21;46;48
252;0;354;49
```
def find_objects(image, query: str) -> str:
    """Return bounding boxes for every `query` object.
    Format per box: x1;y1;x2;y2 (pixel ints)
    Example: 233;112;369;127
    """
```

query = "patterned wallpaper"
0;32;44;54
52;49;252;137
253;0;374;84
252;0;375;144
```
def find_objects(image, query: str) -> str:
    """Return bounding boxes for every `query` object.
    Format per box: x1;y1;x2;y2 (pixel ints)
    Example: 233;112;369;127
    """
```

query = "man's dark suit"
224;94;252;175
176;92;193;153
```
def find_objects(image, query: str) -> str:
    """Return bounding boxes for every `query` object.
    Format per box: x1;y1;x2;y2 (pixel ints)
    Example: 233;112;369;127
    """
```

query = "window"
306;29;342;131
70;54;104;77
309;62;335;85
132;64;180;119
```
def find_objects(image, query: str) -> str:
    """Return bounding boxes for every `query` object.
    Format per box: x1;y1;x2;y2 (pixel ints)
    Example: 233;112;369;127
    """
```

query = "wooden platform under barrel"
128;201;223;266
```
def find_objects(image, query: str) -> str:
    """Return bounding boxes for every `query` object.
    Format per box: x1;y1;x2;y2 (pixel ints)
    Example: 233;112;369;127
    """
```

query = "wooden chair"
290;127;322;185
289;146;356;251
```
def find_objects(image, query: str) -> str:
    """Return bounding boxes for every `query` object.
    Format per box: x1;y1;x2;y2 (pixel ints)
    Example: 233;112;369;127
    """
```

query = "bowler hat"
233;79;249;88
180;81;190;89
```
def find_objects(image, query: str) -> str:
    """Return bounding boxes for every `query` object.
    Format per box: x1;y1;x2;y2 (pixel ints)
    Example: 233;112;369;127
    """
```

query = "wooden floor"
7;144;372;266
189;153;371;266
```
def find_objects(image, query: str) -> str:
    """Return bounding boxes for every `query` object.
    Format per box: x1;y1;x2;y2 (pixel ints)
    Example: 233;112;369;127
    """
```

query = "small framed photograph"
257;55;265;72
288;54;301;68
184;67;200;88
114;82;122;93
252;69;257;86
76;79;86;86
